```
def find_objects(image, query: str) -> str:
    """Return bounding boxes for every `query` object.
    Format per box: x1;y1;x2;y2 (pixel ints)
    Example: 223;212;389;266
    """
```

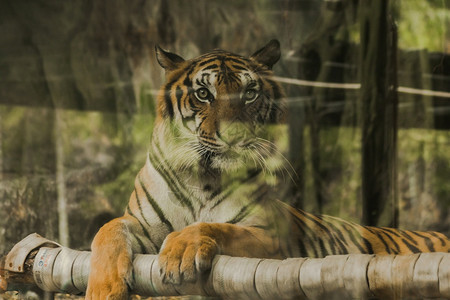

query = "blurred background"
0;0;449;255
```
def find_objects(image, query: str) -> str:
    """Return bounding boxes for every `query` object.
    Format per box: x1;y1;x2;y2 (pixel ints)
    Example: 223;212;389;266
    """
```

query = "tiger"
86;40;450;299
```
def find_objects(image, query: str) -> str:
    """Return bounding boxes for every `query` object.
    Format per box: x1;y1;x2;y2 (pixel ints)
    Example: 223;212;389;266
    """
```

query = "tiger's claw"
159;224;219;284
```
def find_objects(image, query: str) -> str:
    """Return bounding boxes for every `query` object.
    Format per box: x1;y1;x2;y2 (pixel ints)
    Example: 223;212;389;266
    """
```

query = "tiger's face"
155;40;285;172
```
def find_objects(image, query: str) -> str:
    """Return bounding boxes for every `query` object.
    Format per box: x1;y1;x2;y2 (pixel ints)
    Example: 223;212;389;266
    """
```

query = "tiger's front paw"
86;249;132;300
159;223;219;284
86;219;134;300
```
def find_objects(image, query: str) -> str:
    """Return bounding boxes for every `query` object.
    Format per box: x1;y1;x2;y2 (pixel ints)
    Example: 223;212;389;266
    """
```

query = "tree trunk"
359;0;398;226
54;109;69;247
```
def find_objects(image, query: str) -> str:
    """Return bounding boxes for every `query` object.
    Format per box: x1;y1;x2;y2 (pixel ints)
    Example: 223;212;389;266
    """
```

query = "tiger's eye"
244;89;258;103
195;88;211;102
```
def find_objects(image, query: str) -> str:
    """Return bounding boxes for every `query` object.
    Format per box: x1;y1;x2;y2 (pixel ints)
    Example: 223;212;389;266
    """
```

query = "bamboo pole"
1;234;450;299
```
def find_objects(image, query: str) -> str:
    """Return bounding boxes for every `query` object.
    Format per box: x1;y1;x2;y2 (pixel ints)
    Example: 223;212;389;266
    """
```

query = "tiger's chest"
142;154;273;229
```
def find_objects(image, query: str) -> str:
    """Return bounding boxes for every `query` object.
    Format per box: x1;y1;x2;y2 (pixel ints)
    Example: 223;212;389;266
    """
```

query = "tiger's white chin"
210;154;245;172
209;146;263;173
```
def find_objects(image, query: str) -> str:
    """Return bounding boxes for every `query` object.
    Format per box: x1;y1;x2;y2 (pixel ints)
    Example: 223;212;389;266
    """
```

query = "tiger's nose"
217;122;252;146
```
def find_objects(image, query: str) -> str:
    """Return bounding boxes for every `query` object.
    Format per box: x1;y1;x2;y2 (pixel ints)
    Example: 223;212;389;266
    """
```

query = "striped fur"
86;40;449;299
279;202;450;257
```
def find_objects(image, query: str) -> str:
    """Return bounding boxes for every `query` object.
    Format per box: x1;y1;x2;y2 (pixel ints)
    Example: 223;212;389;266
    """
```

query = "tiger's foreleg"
86;216;145;300
159;222;284;284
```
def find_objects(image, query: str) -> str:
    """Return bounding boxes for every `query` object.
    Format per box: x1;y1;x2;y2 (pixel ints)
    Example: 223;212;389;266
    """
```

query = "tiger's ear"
250;39;281;69
155;45;185;71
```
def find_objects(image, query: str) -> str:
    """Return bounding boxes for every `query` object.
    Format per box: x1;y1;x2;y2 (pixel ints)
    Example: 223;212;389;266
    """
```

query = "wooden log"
0;250;36;291
0;233;60;292
1;234;450;299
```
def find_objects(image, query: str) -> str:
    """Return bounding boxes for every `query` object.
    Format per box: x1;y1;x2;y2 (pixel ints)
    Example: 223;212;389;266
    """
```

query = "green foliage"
301;126;362;222
138;83;156;114
97;113;154;213
299;125;450;234
397;0;449;51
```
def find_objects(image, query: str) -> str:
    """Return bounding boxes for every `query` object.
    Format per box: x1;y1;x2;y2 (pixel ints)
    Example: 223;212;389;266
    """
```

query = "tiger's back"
279;201;450;257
